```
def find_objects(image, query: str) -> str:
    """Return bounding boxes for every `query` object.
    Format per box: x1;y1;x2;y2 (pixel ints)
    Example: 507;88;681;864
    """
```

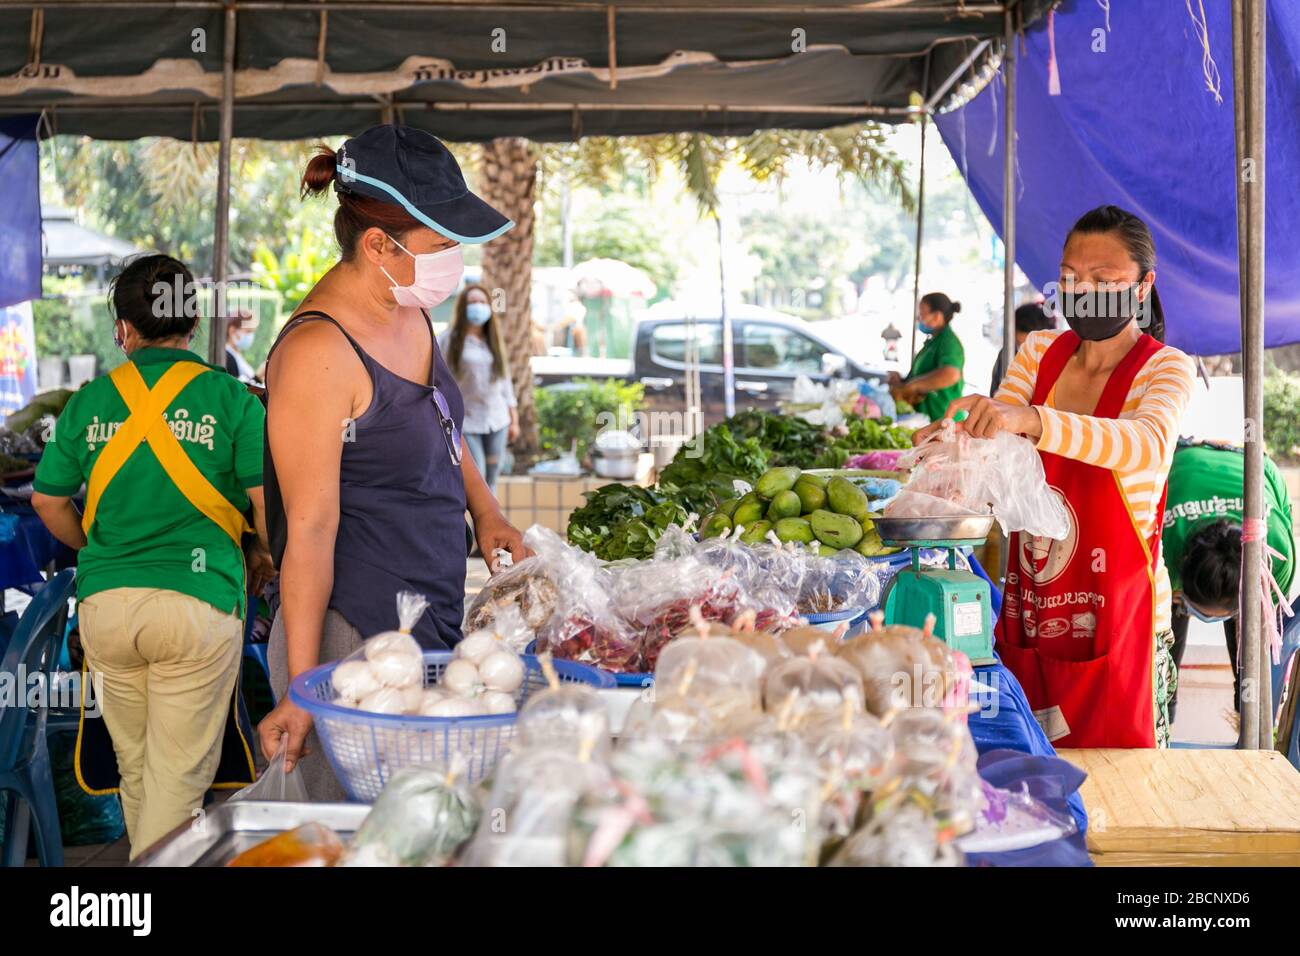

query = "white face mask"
380;235;464;310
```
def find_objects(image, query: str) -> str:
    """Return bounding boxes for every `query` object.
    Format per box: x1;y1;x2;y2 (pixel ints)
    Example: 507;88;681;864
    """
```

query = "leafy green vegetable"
566;484;689;561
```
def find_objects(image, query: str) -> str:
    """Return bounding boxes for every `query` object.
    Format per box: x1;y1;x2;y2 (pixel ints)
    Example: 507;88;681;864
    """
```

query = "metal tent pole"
908;54;932;369
209;2;237;365
718;213;735;419
1000;4;1017;383
907;116;927;367
1233;0;1269;749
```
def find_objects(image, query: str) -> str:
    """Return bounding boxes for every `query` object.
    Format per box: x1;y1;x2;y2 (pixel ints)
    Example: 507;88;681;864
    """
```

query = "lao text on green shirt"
1160;441;1295;596
33;348;265;616
908;324;965;422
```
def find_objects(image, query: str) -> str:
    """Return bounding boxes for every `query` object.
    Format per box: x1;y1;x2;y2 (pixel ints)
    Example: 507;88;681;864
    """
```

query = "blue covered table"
0;503;76;594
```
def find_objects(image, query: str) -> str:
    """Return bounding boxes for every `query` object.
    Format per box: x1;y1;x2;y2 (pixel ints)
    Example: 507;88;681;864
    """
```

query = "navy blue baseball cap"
335;125;513;244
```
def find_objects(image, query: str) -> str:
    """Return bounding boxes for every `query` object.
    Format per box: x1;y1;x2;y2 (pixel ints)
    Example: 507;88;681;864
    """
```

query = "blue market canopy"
934;0;1300;355
0;0;1051;140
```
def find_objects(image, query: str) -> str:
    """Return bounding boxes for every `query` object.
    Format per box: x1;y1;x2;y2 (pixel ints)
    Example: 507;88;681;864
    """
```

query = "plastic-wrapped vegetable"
340;765;479;867
828;802;963;867
835;612;957;718
330;593;429;713
654;628;767;733
461;745;613;867
227;822;345;868
515;658;611;757
762;643;864;726
463;528;564;633
780;621;850;657
880;707;984;838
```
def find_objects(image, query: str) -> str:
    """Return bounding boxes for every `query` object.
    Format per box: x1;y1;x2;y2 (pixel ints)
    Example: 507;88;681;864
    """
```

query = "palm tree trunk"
477;137;540;459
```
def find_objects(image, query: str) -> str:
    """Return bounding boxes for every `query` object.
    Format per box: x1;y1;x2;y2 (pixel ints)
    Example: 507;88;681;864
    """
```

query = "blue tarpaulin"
935;0;1300;356
0;115;40;310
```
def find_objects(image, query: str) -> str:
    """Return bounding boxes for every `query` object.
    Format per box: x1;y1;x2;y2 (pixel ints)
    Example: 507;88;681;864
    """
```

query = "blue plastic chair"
242;591;273;704
0;569;76;867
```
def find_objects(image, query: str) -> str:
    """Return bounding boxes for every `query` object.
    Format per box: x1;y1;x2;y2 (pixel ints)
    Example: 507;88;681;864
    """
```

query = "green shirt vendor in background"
889;291;965;422
31;254;272;859
1161;438;1298;727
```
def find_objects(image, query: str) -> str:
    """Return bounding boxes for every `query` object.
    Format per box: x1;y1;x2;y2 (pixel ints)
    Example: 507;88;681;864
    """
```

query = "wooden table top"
1058;748;1300;866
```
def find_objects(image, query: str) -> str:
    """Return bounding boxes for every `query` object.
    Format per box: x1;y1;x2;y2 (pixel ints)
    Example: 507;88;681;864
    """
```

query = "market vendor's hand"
257;698;313;771
246;542;277;596
475;510;532;572
887;371;903;387
942;394;1043;441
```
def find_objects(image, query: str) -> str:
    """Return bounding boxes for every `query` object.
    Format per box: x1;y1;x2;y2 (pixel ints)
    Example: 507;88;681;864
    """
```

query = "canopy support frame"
999;2;1016;385
208;1;236;365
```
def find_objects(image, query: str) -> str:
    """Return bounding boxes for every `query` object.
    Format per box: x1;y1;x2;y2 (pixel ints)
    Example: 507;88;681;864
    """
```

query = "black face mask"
1055;284;1146;341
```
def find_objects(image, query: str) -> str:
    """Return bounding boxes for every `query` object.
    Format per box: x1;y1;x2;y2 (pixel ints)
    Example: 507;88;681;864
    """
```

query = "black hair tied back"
109;254;201;342
920;292;961;323
1181;518;1242;610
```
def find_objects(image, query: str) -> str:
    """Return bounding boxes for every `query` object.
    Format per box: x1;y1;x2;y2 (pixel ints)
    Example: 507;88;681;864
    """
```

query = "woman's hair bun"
301;145;337;198
952;301;962;314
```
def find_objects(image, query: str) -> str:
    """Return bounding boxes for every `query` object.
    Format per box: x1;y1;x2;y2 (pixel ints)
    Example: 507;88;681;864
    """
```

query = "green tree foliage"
534;193;678;298
534;378;645;464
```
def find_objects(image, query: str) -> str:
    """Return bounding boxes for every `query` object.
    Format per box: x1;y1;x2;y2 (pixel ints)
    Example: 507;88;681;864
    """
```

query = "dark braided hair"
1067;205;1166;343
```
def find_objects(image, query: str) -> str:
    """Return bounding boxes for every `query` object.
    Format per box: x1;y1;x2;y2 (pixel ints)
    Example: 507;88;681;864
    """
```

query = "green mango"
766;489;802;520
700;512;732;539
754;466;802;500
738;520;773;545
826;476;870;520
732;499;766;527
798;472;828;490
718;497;741;519
854;526;886;556
793;477;827;514
816;543;841;558
774;516;815;544
810;509;864;549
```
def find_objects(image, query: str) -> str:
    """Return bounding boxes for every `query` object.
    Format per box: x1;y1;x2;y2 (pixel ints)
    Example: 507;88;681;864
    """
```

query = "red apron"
996;330;1168;748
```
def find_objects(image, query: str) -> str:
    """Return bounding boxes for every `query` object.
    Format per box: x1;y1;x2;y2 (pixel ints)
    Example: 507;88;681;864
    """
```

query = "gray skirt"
268;609;365;803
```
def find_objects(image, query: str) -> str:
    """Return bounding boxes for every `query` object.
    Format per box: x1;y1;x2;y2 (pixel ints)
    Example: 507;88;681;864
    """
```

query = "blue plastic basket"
289;651;614;801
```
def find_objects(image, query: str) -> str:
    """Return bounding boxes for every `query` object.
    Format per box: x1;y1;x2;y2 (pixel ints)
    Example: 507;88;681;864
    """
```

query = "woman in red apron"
916;206;1196;748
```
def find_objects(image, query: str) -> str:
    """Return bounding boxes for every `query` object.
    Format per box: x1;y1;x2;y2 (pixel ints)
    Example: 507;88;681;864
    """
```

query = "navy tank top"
264;310;468;650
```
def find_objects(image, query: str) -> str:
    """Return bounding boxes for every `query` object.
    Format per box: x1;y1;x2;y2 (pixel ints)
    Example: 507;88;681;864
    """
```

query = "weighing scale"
874;514;997;666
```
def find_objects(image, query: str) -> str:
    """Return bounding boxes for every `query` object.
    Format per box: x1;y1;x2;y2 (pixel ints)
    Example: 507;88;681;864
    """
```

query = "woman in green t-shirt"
890;292;966;421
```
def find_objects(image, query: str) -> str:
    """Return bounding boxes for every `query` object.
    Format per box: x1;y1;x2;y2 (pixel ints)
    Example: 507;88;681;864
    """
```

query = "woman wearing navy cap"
257;125;526;798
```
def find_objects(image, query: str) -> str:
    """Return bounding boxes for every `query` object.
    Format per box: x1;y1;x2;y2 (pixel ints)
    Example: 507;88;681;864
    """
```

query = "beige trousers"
79;587;243;859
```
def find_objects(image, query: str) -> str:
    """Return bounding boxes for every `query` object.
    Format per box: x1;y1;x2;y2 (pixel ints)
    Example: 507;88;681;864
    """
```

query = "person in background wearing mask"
990;301;1056;395
889;292;965;421
255;126;528;799
439;284;519;494
918;205;1196;748
31;254;270;857
224;307;260;383
1161;439;1297;738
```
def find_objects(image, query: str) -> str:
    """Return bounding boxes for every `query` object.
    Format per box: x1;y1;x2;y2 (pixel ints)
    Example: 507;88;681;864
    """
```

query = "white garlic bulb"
426;696;488;718
332;660;381;701
481;690;517;715
442;658;481;696
358;686;409;715
479;651;525;694
416;688;451;716
456;629;500;664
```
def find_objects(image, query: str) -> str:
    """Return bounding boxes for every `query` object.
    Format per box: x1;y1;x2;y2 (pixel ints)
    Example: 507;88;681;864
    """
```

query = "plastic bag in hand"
229;735;309;803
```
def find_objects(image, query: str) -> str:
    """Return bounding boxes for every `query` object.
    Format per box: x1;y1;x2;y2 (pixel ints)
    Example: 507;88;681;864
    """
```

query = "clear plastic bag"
339;765;479;867
515;681;611;758
654;634;767;732
955;780;1078;854
835;613;957;718
329;592;430;715
882;707;984;837
228;735;309;803
763;646;865;728
464;528;564;633
889;422;1069;539
227;822;345;867
828;802;963;867
528;528;641;673
461;746;613;867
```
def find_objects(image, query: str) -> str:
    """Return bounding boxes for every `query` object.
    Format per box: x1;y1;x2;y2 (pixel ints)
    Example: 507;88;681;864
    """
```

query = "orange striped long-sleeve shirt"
995;330;1196;632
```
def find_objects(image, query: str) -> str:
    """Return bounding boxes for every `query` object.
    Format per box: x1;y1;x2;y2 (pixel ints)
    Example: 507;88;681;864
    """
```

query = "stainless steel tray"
873;514;996;546
131;801;370;867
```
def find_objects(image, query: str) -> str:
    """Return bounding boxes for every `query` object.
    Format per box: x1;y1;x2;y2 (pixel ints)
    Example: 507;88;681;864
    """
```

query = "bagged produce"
340;765;479;867
835;612;957;718
461;744;613;867
828;802;963;868
515;659;611;758
654;627;767;732
227;822;345;867
881;707;984;838
763;643;865;727
464;531;563;633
